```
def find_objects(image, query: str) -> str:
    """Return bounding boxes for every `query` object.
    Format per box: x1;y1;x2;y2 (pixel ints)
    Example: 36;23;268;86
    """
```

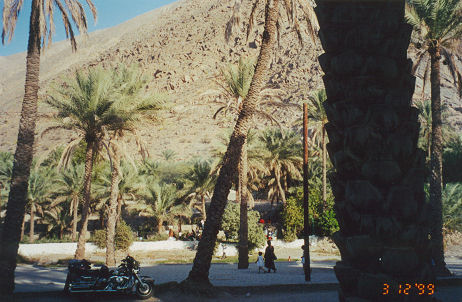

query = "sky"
0;0;177;56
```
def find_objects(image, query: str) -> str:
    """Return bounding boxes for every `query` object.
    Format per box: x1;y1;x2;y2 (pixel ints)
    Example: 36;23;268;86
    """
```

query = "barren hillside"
0;0;460;159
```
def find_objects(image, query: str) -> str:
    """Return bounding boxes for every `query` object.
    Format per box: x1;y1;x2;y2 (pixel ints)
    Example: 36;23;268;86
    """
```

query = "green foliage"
92;229;107;249
92;220;134;251
281;197;303;242
283;179;339;238
424;182;462;232
221;202;266;250
443;135;462;183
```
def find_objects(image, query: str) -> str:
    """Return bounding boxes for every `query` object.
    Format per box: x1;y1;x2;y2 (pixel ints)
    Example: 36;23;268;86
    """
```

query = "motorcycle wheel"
135;281;153;299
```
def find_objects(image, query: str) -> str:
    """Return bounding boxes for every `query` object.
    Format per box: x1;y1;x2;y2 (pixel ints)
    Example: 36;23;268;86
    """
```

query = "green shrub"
283;179;339;237
92;230;106;249
221;202;266;250
148;232;169;241
91;220;134;251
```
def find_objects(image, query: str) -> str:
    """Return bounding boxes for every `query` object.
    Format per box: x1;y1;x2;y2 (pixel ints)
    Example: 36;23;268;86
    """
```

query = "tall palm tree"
52;163;84;241
0;0;96;293
184;0;318;286
185;160;216;221
405;0;462;276
102;64;163;266
260;128;303;204
213;57;292;268
307;89;329;210
43;67;129;260
315;0;436;300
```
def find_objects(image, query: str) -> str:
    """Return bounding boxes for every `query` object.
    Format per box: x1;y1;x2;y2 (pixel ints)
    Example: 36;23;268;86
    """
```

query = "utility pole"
303;103;311;281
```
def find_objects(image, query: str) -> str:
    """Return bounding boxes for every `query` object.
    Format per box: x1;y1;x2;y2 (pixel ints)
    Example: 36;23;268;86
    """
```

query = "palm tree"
306;89;329;210
315;0;436;300
52;163;84;241
26;165;55;243
43;67;129;260
185;160;216;221
102;64;163;266
405;0;462;276
0;0;96;293
259;128;303;204
141;183;190;234
185;0;318;286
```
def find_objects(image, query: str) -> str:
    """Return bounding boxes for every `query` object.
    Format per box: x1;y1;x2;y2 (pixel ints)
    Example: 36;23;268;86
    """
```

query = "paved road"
6;285;462;302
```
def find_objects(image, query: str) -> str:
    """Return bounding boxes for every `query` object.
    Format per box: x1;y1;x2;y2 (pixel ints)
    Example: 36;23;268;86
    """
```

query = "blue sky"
0;0;177;56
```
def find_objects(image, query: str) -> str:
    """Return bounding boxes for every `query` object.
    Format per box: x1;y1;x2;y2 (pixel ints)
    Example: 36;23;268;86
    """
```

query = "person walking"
264;240;277;273
256;252;265;273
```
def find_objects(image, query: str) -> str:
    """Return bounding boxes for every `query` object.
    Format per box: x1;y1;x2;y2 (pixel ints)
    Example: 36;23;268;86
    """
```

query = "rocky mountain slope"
0;0;460;160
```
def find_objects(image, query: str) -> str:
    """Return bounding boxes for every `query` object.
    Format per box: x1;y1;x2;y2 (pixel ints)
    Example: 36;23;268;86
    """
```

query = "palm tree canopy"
406;0;462;45
2;0;97;51
405;0;462;95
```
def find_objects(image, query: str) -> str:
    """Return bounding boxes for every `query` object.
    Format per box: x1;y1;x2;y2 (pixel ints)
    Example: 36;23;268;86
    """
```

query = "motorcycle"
64;256;154;299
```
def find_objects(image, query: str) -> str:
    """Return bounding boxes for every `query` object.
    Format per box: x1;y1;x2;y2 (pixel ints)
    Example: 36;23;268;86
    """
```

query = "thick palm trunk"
185;0;279;285
29;204;35;243
116;195;122;224
72;196;78;241
75;141;96;259
429;45;450;276
238;140;249;269
157;220;163;234
106;145;120;266
315;0;435;301
0;0;41;294
322;125;327;210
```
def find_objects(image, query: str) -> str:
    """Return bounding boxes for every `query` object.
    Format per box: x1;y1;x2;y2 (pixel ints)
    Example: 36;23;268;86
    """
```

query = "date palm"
140;183;190;234
185;0;318;285
0;0;96;293
405;0;462;276
43;67;132;260
26;165;55;243
103;64;163;266
259;128;303;204
185;160;216;221
315;0;436;299
52;163;84;241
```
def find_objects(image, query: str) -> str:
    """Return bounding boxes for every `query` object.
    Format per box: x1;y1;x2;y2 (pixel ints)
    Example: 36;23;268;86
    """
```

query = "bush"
91;220;134;251
221;202;266;250
283;179;339;238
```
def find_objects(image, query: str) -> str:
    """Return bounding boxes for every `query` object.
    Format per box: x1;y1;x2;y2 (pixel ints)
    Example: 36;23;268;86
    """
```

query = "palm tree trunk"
238;140;249;269
72;196;78;241
322;125;327;211
275;171;286;204
116;195;122;224
201;194;207;221
184;0;279;285
315;0;435;300
106;144;120;266
157;219;163;234
429;45;450;276
0;0;42;294
29;203;35;243
20;215;26;242
75;141;96;259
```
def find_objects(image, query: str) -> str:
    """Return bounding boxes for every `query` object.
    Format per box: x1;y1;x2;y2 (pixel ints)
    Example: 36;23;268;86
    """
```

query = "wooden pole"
303;103;311;281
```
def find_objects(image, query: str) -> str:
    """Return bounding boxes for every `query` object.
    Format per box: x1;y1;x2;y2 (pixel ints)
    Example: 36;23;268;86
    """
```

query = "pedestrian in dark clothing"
264;240;277;273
